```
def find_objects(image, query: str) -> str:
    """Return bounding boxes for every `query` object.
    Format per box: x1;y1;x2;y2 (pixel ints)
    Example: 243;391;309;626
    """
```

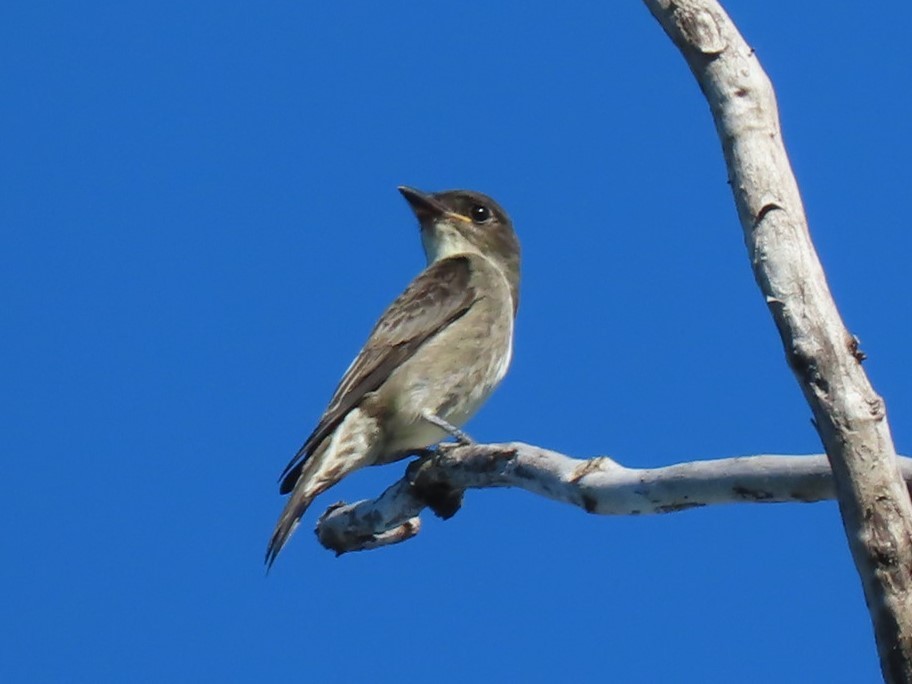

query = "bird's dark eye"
471;204;492;224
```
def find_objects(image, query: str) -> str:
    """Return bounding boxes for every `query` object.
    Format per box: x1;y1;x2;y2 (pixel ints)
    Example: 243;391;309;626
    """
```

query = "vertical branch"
641;1;912;680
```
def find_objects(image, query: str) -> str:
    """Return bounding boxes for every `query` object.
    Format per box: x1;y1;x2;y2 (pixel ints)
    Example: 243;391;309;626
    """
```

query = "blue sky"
2;1;909;681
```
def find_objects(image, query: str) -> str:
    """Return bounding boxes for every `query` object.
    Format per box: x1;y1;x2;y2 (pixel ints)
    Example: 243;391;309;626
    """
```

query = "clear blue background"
2;2;909;682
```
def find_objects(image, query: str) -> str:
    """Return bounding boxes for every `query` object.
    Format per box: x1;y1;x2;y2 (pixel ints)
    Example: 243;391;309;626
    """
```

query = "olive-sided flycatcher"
265;186;521;568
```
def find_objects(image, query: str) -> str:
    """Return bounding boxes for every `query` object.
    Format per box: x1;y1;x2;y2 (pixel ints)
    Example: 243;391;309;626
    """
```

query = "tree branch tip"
316;512;422;556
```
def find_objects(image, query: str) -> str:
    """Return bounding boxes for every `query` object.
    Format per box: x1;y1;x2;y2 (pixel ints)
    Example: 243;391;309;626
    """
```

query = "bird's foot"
420;410;475;445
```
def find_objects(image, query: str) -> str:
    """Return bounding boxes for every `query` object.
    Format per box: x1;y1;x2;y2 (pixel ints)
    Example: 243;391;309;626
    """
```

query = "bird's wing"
278;255;477;493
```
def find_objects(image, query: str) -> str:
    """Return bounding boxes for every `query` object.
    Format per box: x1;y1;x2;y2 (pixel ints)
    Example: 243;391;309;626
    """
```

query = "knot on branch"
406;443;520;518
406;451;466;520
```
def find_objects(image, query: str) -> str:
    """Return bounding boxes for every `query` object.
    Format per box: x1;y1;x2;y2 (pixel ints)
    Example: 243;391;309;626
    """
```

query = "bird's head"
398;186;521;312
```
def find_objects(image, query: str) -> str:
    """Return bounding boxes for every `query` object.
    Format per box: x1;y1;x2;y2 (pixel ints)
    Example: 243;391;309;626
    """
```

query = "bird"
265;185;521;569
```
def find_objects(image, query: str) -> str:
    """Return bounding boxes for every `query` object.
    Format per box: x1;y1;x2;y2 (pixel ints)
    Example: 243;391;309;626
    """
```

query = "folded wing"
278;255;477;493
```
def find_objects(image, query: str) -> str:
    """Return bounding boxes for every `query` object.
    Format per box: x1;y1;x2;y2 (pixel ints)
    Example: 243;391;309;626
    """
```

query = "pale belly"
379;281;514;455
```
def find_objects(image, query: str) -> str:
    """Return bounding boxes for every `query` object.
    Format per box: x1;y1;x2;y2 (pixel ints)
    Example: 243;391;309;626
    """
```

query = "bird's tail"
265;408;380;570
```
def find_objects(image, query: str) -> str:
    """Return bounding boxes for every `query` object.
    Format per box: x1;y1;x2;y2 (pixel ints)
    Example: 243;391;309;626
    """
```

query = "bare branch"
641;0;912;679
316;443;912;555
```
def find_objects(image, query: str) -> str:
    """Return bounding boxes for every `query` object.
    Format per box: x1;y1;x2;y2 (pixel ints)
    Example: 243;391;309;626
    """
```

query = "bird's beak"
398;186;471;224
